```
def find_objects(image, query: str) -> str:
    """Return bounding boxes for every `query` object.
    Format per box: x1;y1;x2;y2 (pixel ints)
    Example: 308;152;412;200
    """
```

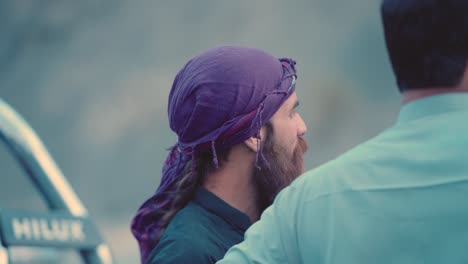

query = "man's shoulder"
145;204;215;264
146;218;212;263
146;233;211;264
166;202;213;232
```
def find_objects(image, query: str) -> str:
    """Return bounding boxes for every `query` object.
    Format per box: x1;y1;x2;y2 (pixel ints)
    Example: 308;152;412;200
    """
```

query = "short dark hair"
381;0;468;92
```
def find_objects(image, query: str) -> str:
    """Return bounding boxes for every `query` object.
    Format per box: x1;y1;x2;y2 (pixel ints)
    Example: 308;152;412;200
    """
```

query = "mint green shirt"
218;93;468;264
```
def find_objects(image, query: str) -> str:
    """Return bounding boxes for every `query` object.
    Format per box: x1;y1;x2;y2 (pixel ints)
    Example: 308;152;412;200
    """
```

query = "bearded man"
131;46;308;264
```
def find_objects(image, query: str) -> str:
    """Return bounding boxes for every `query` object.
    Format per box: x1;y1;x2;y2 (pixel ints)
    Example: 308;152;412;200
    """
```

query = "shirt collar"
397;92;468;125
193;187;251;232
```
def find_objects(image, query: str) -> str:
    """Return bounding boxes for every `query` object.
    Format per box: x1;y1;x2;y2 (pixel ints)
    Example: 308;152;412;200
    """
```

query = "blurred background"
0;0;400;263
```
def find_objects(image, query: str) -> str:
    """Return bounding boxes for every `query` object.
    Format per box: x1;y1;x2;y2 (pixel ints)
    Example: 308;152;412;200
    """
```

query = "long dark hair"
157;148;230;239
131;147;230;263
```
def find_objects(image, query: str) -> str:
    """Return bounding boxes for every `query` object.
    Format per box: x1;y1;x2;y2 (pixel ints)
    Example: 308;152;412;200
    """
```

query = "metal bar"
0;99;112;264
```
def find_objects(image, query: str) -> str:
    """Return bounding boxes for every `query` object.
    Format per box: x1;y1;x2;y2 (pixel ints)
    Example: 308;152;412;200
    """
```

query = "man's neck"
201;150;260;223
402;69;468;105
401;88;468;105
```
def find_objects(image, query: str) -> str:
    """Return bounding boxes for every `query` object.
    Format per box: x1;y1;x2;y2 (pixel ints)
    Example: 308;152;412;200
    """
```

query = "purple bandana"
131;46;297;263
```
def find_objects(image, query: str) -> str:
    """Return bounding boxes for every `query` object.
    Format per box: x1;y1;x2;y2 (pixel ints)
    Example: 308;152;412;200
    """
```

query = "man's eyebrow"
292;100;300;111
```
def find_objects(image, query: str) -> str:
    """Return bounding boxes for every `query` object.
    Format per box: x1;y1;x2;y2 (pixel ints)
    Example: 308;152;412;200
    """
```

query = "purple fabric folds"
131;46;297;263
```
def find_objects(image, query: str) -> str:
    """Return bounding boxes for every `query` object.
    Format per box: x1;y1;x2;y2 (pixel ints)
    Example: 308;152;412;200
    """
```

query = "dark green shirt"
146;187;251;264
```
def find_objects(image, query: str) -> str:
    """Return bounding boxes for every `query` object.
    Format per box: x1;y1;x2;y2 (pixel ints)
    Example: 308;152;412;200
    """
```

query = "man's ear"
243;127;266;153
244;136;259;153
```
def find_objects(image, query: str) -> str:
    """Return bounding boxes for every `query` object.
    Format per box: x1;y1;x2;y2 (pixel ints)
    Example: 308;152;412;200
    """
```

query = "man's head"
174;47;308;210
381;0;468;92
167;46;307;187
132;46;307;263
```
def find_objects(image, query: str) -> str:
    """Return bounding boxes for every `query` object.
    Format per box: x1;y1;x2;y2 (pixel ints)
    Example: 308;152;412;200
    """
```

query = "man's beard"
253;126;308;212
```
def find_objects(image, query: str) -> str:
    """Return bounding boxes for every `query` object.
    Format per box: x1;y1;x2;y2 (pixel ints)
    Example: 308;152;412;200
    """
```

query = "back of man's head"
381;0;468;92
132;46;299;263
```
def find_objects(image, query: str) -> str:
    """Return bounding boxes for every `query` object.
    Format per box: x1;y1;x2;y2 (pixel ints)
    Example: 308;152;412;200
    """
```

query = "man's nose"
297;114;307;136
